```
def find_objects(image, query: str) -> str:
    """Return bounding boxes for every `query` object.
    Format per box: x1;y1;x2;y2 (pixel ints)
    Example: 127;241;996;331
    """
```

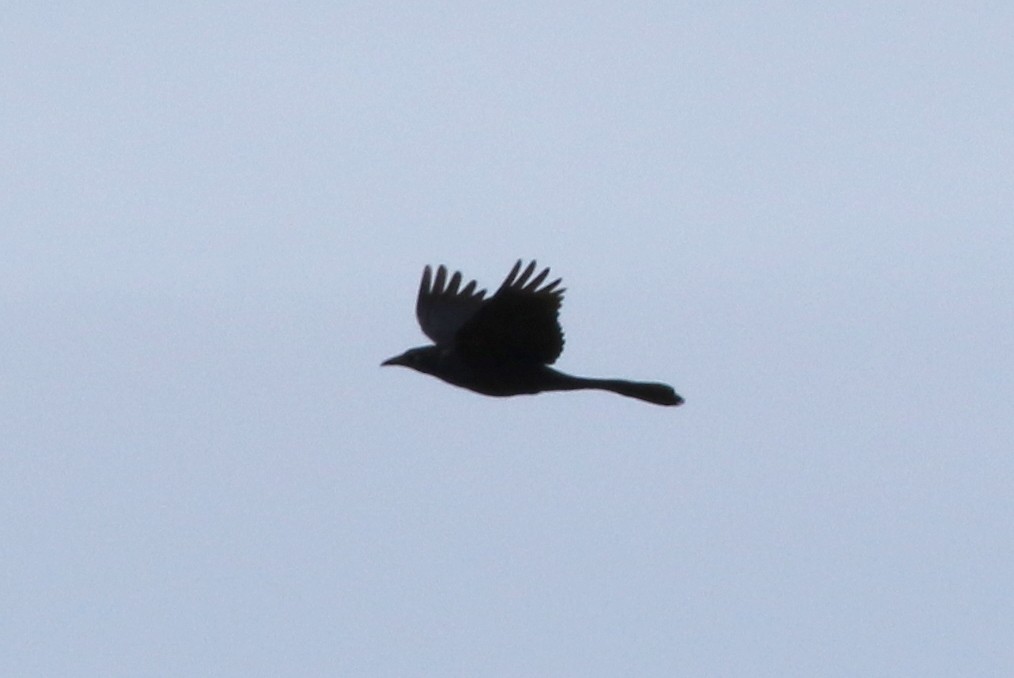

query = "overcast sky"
2;3;1012;676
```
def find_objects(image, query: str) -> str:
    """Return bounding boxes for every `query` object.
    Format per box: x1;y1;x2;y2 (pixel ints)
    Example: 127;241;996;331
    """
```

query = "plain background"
2;3;1011;676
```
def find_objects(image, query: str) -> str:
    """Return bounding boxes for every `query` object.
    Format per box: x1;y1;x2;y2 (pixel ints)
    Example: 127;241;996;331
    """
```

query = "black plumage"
382;260;683;406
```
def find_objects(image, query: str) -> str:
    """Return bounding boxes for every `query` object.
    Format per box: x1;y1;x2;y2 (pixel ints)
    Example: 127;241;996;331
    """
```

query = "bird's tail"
542;369;683;406
589;379;684;406
549;373;683;406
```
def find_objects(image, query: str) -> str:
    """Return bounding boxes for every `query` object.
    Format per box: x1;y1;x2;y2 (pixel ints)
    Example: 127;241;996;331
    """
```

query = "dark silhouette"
382;260;684;406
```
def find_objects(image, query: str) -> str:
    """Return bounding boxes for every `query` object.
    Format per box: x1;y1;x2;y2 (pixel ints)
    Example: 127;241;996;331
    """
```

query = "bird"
382;260;684;406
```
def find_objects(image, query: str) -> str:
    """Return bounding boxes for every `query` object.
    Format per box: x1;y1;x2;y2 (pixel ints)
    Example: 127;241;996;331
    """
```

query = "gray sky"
2;3;1012;676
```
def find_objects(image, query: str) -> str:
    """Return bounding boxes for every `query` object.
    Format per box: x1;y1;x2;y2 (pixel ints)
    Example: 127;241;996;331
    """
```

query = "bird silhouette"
382;260;684;406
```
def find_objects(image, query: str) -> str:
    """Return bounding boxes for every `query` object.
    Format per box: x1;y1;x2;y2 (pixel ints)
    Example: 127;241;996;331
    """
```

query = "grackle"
382;260;683;406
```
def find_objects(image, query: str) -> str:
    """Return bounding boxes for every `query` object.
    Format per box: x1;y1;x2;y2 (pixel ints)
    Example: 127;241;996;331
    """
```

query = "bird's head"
381;345;442;376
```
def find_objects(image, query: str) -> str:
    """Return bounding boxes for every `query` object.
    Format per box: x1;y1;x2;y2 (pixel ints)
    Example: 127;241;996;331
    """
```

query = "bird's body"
383;260;683;407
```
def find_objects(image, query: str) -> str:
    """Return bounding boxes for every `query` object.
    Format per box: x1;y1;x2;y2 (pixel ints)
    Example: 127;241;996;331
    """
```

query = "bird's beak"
381;354;403;367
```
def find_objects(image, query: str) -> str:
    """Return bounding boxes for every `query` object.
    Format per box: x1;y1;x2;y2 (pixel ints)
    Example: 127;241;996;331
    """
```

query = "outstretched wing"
415;265;487;346
456;260;566;365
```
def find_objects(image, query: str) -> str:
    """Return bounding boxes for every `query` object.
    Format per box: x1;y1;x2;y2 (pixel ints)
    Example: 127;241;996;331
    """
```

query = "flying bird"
382;260;683;406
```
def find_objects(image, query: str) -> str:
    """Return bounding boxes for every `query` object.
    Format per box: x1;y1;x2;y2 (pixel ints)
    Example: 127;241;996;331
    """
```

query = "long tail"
548;371;684;406
586;378;684;406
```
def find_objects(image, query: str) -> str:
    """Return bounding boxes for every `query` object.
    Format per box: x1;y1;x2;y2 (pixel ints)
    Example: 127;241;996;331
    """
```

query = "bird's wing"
455;260;566;365
415;265;487;346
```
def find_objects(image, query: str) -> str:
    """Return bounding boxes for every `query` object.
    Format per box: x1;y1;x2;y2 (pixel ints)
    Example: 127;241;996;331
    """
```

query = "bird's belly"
436;359;546;397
